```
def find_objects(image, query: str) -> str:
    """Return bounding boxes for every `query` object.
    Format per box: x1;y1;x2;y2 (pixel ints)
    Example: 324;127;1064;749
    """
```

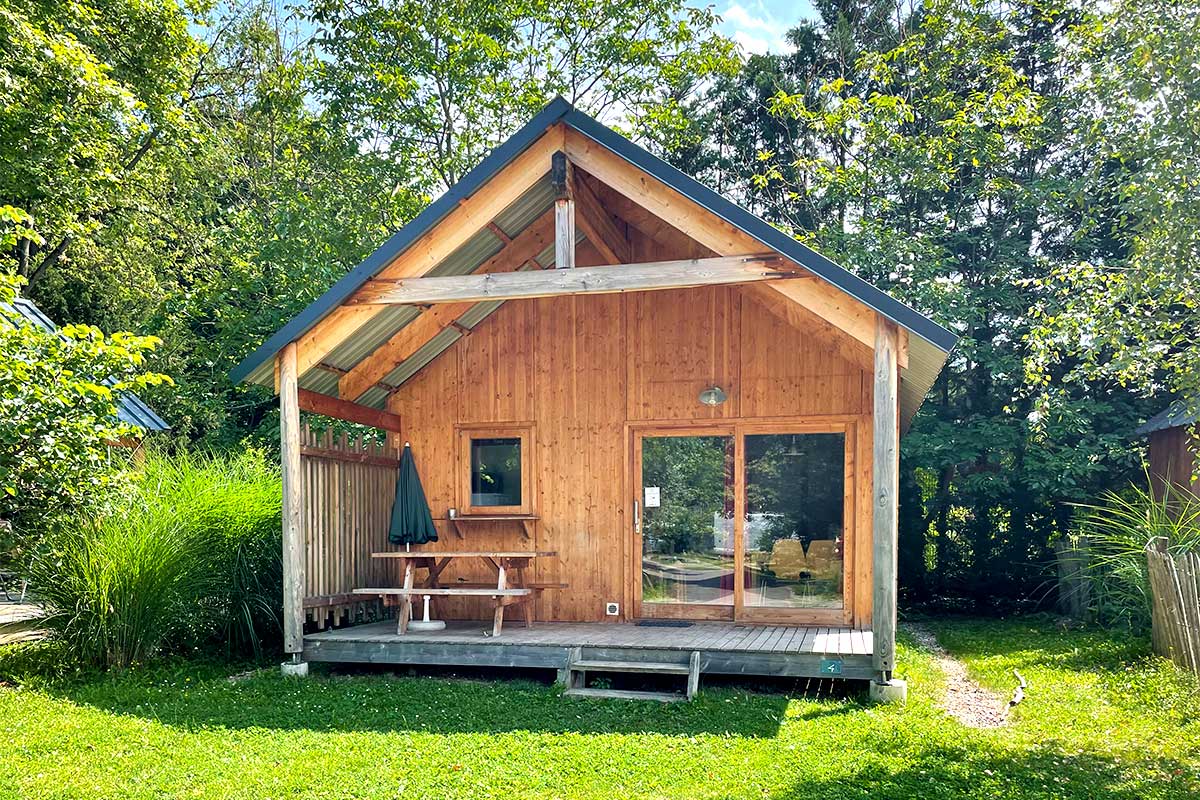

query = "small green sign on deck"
820;658;843;676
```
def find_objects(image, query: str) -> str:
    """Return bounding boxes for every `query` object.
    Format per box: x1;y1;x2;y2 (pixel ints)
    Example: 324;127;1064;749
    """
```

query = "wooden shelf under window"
440;514;540;541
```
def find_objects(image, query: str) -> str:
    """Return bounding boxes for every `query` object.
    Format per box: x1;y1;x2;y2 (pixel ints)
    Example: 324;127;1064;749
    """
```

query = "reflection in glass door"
639;434;735;612
743;433;845;609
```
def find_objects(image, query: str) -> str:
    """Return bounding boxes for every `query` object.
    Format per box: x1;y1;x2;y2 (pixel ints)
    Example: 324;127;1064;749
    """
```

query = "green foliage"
0;618;1198;797
1027;0;1200;406
29;449;281;668
0;0;199;282
0;276;170;544
1072;482;1200;629
308;0;739;189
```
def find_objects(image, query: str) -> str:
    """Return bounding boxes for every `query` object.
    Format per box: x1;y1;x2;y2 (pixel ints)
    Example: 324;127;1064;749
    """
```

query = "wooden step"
572;659;690;674
564;687;684;703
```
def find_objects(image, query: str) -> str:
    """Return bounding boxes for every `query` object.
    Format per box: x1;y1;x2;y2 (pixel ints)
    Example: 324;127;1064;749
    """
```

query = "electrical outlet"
605;602;620;616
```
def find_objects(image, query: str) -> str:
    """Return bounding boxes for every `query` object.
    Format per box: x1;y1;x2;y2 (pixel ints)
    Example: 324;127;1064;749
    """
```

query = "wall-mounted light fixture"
698;385;727;406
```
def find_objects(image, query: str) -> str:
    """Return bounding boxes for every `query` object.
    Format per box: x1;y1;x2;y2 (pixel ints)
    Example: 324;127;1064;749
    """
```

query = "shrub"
1073;481;1200;630
0;275;171;555
31;449;282;668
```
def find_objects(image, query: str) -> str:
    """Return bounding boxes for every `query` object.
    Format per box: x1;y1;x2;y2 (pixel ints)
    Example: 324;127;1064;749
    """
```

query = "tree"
307;0;740;189
0;275;170;550
0;0;200;289
1027;0;1200;412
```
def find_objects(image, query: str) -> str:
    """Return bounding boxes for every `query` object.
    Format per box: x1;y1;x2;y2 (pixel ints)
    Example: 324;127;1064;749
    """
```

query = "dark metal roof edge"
560;108;958;354
229;96;575;384
1135;400;1198;436
2;299;170;431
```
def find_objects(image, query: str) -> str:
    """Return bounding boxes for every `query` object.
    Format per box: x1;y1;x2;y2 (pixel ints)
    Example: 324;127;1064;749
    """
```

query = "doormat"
635;620;693;628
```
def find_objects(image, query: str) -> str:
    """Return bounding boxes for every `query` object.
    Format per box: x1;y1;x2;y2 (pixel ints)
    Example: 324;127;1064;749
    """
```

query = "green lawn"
1;617;1198;799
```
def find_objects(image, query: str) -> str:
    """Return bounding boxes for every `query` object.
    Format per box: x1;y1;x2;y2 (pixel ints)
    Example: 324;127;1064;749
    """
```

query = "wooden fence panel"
1147;542;1200;674
300;426;399;629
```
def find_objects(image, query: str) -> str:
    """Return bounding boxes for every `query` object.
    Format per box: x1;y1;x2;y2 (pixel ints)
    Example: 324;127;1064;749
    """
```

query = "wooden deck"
304;620;875;680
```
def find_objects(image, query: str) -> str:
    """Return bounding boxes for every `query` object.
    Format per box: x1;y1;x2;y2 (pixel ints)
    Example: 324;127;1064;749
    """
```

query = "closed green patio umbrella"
388;442;438;547
388;443;443;631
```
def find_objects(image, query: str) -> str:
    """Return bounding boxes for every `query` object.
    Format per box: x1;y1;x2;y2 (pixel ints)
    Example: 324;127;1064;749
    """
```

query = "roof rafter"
338;210;557;402
561;127;880;352
570;167;631;263
291;123;567;379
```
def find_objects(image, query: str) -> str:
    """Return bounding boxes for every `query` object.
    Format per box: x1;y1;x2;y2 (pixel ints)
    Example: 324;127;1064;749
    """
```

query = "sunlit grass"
0;617;1196;799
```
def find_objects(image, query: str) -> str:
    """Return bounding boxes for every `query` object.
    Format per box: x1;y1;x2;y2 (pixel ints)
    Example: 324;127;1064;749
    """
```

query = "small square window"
458;426;533;515
470;437;522;507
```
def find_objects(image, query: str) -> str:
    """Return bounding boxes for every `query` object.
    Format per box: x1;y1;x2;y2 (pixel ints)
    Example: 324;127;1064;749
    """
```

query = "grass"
0;616;1198;799
29;449;281;666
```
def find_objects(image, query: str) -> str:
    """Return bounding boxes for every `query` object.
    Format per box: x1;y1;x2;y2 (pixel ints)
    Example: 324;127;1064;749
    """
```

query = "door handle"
633;499;641;534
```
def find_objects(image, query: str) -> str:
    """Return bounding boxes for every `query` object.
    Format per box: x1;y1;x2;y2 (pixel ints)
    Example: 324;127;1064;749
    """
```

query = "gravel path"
908;622;1009;729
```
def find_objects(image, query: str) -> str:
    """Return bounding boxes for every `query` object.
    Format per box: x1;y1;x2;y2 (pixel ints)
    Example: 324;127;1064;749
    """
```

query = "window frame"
456;423;535;516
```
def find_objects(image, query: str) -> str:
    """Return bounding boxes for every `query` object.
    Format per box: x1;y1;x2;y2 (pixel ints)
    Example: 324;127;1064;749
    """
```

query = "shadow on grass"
41;663;805;738
744;741;1197;800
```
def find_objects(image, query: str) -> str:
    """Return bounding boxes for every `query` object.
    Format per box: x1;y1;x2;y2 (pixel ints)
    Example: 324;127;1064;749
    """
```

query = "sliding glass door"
742;432;846;613
637;432;735;618
634;424;851;623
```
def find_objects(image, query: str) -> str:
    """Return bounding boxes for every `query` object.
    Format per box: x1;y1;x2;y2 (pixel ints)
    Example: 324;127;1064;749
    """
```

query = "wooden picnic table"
356;550;557;637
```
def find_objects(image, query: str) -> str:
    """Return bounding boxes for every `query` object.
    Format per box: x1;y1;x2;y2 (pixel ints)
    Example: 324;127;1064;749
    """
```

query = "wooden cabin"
1138;402;1199;500
232;98;956;700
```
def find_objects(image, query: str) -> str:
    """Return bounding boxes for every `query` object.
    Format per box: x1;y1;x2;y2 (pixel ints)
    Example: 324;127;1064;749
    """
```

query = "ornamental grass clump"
1073;480;1200;630
32;450;282;668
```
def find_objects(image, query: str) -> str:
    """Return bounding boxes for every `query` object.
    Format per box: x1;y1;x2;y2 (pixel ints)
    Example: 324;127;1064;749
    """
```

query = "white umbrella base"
407;620;447;632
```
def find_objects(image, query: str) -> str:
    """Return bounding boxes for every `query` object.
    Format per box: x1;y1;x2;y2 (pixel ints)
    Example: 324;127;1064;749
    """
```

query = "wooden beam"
872;319;900;679
339;210;556;401
292;123;566;378
765;278;877;352
563;128;882;350
299;388;403;432
744;283;873;372
571;170;631;263
279;343;305;656
350;254;793;306
553;152;575;270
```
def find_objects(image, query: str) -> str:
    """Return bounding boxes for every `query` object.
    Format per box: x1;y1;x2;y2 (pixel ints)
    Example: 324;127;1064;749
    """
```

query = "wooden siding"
1149;425;1200;500
386;230;876;628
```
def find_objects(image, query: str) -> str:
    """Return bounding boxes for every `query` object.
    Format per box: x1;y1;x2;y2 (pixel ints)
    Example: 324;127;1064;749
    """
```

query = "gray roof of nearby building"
1;297;170;432
1136;400;1198;436
231;96;959;425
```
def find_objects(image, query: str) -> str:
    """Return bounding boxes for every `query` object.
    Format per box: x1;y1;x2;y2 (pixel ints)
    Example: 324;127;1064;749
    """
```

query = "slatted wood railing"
300;427;399;629
1147;539;1200;674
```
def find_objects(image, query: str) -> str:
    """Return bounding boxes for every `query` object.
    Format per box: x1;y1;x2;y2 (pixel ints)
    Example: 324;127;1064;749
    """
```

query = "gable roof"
231;96;958;424
2;297;170;432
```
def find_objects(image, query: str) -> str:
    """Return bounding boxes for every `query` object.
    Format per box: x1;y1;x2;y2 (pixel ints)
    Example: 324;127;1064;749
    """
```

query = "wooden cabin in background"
1138;402;1199;500
231;98;956;700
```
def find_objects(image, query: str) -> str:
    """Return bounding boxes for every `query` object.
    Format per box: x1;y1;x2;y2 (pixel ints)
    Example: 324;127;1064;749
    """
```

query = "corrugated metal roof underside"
0;298;170;432
243;176;557;390
1136;400;1198;436
900;337;949;431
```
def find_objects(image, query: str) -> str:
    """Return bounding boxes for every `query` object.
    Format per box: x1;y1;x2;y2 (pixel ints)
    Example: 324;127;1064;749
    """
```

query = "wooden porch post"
872;318;900;686
279;341;306;667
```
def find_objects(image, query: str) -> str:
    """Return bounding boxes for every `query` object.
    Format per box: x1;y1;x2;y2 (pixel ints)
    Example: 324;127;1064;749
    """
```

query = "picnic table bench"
355;550;558;637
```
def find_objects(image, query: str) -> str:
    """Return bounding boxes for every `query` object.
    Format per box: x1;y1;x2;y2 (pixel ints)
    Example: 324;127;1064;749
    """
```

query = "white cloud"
720;2;792;55
732;29;774;55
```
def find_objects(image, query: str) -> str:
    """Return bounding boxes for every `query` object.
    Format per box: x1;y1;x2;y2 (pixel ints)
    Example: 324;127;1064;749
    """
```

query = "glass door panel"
743;433;845;609
640;434;735;611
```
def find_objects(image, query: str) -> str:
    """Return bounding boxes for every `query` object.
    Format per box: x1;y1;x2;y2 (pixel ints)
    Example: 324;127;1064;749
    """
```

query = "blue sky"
713;0;819;54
